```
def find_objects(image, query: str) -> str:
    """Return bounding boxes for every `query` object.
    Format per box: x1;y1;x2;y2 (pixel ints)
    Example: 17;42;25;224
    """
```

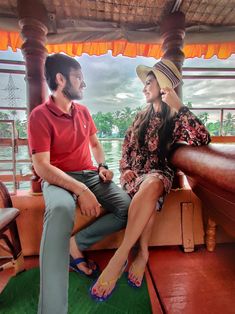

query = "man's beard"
62;81;81;101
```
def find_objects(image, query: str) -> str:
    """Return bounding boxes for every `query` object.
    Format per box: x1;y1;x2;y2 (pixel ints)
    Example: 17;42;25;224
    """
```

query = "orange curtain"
0;30;234;59
0;31;22;51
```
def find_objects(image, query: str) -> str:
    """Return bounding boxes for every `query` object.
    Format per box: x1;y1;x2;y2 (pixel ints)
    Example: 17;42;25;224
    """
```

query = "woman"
90;59;211;301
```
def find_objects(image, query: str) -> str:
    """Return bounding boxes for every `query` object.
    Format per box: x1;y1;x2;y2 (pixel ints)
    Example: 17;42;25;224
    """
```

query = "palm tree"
198;112;209;125
0;112;11;137
133;106;144;115
186;101;193;108
223;112;235;135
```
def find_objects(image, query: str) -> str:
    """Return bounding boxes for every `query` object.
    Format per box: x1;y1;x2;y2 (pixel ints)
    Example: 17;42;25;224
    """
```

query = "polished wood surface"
148;244;235;314
170;144;235;248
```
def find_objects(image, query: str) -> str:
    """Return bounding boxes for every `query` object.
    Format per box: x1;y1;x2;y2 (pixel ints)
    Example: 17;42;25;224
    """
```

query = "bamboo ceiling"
0;0;234;58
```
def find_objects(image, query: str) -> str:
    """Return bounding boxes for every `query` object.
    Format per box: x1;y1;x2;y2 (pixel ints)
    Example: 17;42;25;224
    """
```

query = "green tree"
16;119;27;138
122;106;132;116
0;112;27;138
92;112;113;137
223;112;235;135
10;110;18;119
198;112;209;125
113;106;136;138
0;112;11;137
186;101;193;108
133;106;144;115
206;121;220;136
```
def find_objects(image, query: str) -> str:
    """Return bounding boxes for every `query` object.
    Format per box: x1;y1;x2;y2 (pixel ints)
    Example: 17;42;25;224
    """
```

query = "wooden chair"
0;181;24;274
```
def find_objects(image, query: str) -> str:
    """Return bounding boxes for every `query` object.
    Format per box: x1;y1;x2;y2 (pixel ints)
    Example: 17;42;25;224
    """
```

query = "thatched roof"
0;0;234;58
1;0;235;28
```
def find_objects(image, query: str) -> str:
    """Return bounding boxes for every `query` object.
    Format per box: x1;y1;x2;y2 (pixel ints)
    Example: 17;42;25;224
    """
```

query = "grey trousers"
38;170;131;314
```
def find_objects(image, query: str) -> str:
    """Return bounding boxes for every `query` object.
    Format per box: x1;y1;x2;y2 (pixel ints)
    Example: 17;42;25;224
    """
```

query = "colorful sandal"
69;255;100;278
90;260;128;302
127;261;145;288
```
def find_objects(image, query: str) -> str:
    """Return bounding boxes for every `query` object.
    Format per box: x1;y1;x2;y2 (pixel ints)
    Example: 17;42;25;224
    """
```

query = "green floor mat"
0;268;152;313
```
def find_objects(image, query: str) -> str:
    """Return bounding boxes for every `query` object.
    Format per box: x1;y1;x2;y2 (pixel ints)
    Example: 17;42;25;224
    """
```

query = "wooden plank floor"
1;244;235;313
148;244;235;314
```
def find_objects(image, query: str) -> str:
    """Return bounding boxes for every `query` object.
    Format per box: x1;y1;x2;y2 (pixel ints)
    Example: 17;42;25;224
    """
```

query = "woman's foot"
128;251;149;288
90;254;127;300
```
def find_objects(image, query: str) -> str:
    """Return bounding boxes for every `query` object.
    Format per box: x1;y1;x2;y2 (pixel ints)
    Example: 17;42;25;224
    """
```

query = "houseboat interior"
0;0;235;313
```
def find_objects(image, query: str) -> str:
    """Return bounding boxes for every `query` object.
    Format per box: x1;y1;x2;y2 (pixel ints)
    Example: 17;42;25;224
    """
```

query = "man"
28;53;131;314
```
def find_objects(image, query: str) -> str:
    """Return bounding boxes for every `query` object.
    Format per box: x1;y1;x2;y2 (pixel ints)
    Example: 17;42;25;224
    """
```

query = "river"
0;139;123;191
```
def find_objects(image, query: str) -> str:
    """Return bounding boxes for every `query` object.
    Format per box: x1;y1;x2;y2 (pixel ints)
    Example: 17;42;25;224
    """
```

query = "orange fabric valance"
0;30;234;59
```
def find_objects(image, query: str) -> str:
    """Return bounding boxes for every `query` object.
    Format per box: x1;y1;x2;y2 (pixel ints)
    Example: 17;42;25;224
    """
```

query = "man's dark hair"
45;53;81;91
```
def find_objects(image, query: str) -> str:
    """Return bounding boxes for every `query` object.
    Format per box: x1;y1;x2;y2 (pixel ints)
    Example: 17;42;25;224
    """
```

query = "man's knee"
48;198;76;220
114;191;131;220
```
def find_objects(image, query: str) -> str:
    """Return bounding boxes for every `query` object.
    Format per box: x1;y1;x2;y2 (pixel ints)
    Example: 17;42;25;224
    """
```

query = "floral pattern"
120;106;211;210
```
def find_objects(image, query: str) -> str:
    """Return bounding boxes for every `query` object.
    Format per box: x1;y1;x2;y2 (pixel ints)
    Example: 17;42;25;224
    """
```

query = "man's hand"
122;169;136;183
161;87;183;112
77;188;101;217
99;168;114;182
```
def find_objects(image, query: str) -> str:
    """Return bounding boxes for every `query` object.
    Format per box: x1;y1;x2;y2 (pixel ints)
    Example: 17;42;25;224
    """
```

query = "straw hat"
136;59;182;89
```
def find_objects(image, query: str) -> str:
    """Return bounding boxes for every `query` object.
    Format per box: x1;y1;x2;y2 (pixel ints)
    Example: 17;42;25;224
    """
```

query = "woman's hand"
122;169;136;183
161;87;183;112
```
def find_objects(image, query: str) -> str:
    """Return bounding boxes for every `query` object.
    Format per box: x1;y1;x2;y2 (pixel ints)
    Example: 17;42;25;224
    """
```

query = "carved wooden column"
17;0;48;194
160;12;185;99
17;0;48;115
160;12;186;189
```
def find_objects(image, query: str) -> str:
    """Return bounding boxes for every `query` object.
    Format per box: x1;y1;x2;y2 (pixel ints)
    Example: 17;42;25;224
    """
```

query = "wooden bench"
10;186;205;256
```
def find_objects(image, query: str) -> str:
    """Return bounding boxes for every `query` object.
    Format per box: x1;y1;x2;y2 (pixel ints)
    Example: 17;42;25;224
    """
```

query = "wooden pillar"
160;12;185;99
17;1;48;193
161;12;185;189
17;0;48;115
205;218;217;252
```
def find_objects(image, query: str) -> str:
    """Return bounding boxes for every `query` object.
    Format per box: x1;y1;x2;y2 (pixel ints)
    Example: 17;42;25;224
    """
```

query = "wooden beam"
0;174;31;182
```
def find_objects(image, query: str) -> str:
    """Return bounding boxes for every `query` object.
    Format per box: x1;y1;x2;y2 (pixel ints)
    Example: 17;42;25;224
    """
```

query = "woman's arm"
172;106;211;146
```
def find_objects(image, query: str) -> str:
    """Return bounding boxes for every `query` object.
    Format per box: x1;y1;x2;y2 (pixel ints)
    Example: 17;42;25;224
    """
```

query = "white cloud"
1;49;234;116
116;92;134;99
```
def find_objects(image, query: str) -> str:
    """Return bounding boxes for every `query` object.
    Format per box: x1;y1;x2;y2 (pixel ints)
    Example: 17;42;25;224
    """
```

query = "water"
100;139;122;182
0;139;123;191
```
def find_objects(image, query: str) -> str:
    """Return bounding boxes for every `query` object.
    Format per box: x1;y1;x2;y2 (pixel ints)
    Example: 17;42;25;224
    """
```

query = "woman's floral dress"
119;106;211;210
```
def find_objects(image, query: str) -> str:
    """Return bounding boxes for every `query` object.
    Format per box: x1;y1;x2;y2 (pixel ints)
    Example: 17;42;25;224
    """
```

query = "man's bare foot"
70;255;94;275
91;254;127;299
128;251;149;287
70;236;93;275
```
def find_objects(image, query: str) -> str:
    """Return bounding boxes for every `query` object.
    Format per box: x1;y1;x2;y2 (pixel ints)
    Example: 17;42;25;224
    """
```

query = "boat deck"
1;243;235;314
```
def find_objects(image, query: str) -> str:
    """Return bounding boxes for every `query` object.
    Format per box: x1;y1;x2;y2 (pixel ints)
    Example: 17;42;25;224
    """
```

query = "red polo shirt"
28;96;97;172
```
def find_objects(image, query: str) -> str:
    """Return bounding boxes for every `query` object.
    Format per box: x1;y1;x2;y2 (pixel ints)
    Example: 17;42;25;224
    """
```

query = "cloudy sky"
0;48;234;122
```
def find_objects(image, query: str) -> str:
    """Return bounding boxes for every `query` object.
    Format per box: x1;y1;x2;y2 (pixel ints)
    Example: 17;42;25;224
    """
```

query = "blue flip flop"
89;260;128;302
69;255;100;278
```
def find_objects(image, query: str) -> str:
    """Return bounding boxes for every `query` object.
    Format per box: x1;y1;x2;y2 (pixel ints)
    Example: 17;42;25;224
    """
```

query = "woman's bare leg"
128;211;156;286
91;177;164;298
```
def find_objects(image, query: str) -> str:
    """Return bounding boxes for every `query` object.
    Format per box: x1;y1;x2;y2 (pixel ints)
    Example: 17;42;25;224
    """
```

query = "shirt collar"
46;95;75;117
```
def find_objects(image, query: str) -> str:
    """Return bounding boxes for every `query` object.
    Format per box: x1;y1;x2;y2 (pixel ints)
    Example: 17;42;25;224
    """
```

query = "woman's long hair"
133;76;175;160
